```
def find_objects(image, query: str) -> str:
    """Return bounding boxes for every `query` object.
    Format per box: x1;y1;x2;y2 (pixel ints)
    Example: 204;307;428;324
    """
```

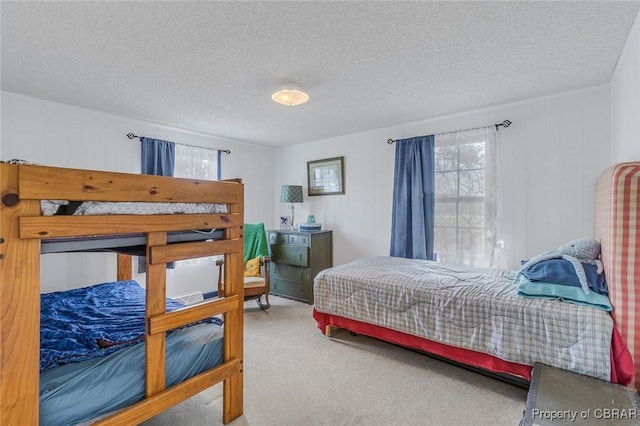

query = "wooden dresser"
267;229;333;304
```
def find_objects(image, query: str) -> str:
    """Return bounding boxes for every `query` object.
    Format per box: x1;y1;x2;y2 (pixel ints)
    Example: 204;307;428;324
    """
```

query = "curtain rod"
127;133;231;154
386;120;512;145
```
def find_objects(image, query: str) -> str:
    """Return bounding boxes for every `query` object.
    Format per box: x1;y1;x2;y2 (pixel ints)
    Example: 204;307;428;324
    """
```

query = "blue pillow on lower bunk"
521;258;608;295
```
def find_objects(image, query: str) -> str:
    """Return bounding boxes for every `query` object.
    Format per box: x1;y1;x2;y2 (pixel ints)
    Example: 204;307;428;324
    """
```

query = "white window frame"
433;127;498;267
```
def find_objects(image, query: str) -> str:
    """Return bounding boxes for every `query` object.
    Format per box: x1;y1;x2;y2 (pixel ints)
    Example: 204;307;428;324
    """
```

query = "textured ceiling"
2;1;639;147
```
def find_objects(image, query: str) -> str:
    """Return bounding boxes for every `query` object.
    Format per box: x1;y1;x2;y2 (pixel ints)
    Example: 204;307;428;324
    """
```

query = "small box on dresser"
267;229;333;304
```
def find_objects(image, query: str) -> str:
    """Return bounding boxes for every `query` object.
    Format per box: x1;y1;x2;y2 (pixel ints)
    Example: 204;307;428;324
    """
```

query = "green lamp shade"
280;185;303;203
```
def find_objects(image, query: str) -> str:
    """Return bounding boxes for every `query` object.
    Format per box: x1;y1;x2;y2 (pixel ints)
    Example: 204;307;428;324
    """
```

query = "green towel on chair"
244;223;269;263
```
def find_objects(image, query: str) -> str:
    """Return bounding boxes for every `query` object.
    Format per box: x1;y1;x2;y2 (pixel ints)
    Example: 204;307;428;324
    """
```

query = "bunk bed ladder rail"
95;233;244;425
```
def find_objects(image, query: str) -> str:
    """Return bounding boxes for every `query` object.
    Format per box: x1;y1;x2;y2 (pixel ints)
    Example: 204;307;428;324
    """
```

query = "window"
433;127;498;267
174;144;220;181
173;144;221;266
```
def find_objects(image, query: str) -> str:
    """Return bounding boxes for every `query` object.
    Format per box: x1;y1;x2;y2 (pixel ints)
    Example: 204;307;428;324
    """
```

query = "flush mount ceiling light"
271;89;309;106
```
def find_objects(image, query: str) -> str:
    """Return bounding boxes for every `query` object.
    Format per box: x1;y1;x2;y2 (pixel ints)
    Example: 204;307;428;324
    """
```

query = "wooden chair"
217;223;270;309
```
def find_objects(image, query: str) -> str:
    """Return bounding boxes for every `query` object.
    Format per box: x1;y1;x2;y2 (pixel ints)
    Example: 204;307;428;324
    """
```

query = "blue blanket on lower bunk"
40;280;222;372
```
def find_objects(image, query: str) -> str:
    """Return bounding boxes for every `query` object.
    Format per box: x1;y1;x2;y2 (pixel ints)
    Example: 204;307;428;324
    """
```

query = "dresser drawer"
271;278;310;302
288;234;310;246
268;232;287;245
270;263;310;284
270;244;308;267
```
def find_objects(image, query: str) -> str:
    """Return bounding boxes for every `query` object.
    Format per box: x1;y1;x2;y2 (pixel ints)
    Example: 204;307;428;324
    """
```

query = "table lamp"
280;185;303;229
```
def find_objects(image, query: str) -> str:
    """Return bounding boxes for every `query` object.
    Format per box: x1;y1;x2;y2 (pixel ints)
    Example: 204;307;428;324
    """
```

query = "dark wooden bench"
522;363;640;425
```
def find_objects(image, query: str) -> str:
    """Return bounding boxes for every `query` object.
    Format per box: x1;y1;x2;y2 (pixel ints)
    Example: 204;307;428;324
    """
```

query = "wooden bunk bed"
0;163;245;424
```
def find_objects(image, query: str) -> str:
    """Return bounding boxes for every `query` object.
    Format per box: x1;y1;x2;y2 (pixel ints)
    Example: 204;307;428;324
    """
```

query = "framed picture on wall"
307;156;345;196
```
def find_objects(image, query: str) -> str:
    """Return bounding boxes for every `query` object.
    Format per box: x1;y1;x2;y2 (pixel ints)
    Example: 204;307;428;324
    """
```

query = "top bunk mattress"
314;256;614;381
38;199;228;253
40;200;227;216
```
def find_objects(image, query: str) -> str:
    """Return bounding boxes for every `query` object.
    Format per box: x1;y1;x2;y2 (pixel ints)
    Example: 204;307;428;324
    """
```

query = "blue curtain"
141;137;175;176
217;150;222;180
139;137;176;272
390;135;435;260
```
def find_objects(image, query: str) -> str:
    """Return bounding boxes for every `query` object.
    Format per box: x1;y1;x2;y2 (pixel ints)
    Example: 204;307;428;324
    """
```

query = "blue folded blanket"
40;280;222;372
521;258;608;294
516;277;613;311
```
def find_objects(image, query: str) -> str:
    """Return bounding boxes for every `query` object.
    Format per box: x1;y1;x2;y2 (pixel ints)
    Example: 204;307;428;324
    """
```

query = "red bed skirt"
313;309;634;386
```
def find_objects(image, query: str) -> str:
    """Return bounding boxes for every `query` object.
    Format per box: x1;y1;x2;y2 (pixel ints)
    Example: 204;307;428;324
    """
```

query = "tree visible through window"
433;127;498;267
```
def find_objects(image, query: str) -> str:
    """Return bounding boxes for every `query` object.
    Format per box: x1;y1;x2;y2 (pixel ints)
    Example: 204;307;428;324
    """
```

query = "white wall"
1;91;275;296
612;8;640;162
274;85;612;269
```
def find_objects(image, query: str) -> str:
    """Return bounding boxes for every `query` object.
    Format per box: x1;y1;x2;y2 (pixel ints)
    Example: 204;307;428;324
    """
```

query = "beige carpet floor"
144;295;528;426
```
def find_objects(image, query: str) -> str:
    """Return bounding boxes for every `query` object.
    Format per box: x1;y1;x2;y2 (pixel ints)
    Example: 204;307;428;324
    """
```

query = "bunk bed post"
145;232;168;396
117;253;133;281
0;164;41;425
223;190;244;424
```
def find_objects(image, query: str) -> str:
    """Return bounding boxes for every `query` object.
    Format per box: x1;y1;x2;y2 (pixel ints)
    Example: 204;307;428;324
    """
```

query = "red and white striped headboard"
594;162;640;389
